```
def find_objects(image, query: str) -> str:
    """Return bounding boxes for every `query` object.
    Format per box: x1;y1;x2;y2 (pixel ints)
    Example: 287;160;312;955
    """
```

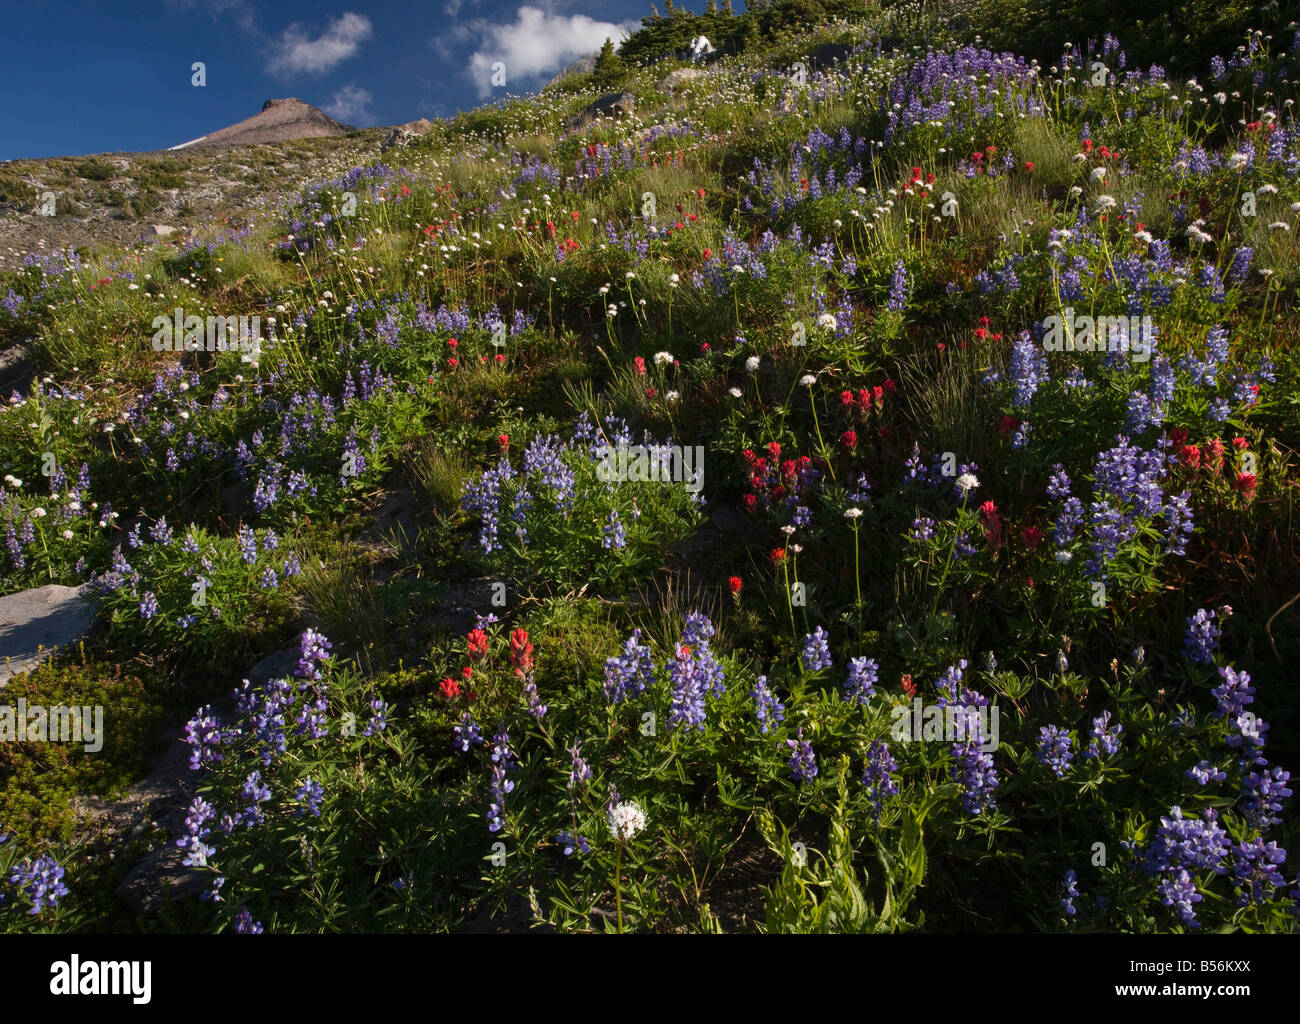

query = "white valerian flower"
1187;224;1214;244
1089;166;1106;183
844;507;863;519
800;374;817;386
1291;201;1300;213
668;273;680;285
32;507;46;518
1226;152;1250;171
1094;194;1118;212
745;356;760;373
61;529;74;540
781;525;796;536
607;801;647;842
625;271;635;280
955;472;980;496
817;312;837;330
728;387;743;398
1257;183;1278;195
2;474;21;487
665;390;679;401
654;351;674;367
1268;221;1291;231
1054;550;1073;564
1134;230;1154;244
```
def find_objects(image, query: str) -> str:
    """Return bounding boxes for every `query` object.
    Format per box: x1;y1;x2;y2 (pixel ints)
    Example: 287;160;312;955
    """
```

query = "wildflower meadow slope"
0;0;1298;935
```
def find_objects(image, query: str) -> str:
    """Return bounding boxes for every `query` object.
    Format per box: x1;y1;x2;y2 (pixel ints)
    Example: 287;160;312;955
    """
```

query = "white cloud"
269;12;373;77
322;85;375;124
462;6;637;98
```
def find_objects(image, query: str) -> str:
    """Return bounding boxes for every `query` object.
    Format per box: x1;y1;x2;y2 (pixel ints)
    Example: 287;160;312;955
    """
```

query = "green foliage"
0;652;167;845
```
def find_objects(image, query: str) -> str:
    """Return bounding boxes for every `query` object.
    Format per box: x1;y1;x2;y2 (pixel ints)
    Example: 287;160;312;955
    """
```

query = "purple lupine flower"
786;727;818;783
1183;608;1220;665
1083;711;1122;759
1009;330;1049;407
149;516;174;545
139;591;159;620
487;729;516;833
887;259;908;311
295;629;333;682
861;739;899;818
1142;806;1230;875
602;508;626;548
184;704;230;770
800;627;832;673
604;629;657;703
1156;869;1203;928
452;712;484;753
952;741;999;814
1211;665;1254;719
752;674;785;734
233;906;264;934
361;697;392;737
1231;837;1288;907
1186;760;1226;786
523;678;547;719
556;831;590;856
238;524;258;564
681;612;715;646
1060;869;1080;916
843;657;878;705
1227;711;1269;765
237;770;272;828
1037;725;1074;778
176;796;217;867
669;644;708;732
1239;766;1291;831
9;855;69;916
567;741;592;791
295;777;325;817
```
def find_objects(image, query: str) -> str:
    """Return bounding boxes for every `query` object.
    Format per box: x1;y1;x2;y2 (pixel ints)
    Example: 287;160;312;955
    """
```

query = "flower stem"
614;844;624;933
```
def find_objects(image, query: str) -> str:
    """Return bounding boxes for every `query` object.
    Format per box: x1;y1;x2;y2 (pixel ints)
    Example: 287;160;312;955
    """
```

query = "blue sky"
0;0;666;159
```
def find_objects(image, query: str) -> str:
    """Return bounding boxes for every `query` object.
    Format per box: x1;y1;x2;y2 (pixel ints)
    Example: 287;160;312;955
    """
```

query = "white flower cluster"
607;801;647;842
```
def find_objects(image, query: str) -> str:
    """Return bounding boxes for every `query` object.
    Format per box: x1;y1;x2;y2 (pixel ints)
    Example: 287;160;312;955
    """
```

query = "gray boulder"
116;845;209;916
808;43;854;71
380;128;415;153
658;68;706;92
0;584;94;687
565;92;636;132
